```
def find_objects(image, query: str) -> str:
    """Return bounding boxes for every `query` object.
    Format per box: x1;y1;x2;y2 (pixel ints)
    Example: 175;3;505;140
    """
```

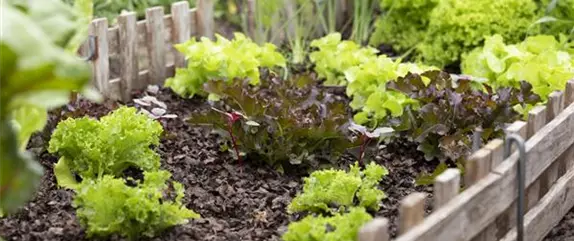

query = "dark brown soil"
0;87;438;241
544;208;574;240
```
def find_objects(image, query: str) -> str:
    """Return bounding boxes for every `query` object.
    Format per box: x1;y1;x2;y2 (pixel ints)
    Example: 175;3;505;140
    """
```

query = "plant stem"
358;134;370;166
227;120;242;166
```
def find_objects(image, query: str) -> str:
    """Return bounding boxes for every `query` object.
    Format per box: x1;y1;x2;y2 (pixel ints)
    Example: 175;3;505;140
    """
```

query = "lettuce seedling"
345;55;436;126
462;34;574;108
73;170;200;240
288;162;388;214
386;70;541;162
188;75;360;169
309;33;379;86
48;106;163;188
281;207;373;241
165;32;286;99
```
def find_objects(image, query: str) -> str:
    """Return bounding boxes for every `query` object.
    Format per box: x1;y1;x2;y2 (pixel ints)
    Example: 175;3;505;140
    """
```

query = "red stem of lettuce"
358;134;370;166
226;117;242;166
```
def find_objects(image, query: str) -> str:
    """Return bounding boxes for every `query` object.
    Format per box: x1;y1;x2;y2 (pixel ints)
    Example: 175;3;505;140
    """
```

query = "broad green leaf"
53;157;79;190
10;104;47;150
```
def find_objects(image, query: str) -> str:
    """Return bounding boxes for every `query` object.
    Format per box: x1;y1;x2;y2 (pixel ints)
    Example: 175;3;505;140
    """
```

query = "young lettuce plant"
309;33;379;86
281;207;373;241
48;106;163;188
462;34;574;115
165;32;286;99
385;70;541;162
74;170;200;240
287;162;388;214
188;74;361;169
345;55;437;127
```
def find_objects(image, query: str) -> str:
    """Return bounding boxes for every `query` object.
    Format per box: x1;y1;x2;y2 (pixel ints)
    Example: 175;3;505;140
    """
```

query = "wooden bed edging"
359;80;574;241
82;0;215;102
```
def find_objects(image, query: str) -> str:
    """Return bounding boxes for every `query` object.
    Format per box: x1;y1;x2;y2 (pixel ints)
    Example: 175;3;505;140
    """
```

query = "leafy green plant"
281;207;373;241
345;55;437;126
283;0;320;65
288;162;388;214
188;74;360;169
48;106;163;188
370;0;439;52
1;0;94;215
417;0;539;67
165;33;286;99
74;170;200;240
533;0;574;38
462;34;574;106
309;33;379;86
386;70;541;162
349;0;377;45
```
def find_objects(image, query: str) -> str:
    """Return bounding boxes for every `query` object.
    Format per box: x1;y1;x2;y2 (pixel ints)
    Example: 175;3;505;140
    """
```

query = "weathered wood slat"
500;165;574;241
525;105;547;211
399;193;426;235
434;168;461;209
171;1;191;69
359;218;390;241
484;139;504;170
394;103;574;241
90;18;111;95
464;149;491;187
196;0;215;39
145;7;167;85
117;12;138;102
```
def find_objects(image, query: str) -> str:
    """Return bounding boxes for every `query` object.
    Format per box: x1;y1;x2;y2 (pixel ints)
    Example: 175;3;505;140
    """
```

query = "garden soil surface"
0;87;440;241
545;208;574;240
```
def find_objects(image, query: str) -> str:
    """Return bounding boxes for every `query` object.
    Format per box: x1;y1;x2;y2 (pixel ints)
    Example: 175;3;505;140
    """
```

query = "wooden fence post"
399;192;426;235
117;12;138;102
485;139;504;170
541;91;565;198
171;1;191;69
196;0;215;39
434;168;461;209
465;148;492;187
359;218;390;241
90;18;110;96
145;7;167;85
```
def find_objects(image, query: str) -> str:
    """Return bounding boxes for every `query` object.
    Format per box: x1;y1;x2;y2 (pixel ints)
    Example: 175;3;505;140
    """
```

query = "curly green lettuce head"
417;0;539;67
369;0;439;51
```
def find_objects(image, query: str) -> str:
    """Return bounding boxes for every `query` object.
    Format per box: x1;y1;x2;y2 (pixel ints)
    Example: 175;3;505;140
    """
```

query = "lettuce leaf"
74;171;200;240
48;106;163;182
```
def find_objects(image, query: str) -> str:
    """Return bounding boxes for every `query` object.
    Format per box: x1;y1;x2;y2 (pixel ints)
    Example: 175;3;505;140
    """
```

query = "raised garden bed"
0;86;437;240
2;1;574;241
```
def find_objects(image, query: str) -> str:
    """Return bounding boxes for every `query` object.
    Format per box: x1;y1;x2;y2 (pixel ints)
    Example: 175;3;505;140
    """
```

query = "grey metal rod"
504;134;526;241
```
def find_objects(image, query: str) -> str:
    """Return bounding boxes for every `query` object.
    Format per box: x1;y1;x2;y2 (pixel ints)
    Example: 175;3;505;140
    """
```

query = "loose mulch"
0;86;439;241
544;208;574;240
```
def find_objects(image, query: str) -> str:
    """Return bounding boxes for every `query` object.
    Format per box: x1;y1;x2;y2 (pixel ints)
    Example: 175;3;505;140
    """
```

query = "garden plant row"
1;0;574;241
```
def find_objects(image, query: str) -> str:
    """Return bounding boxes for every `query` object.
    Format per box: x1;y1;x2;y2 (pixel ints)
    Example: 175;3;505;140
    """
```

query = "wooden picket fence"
80;0;215;102
82;0;354;102
359;80;574;241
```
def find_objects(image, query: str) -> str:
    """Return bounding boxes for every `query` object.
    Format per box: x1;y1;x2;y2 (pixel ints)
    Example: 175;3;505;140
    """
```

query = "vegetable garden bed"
0;86;438;240
2;0;573;241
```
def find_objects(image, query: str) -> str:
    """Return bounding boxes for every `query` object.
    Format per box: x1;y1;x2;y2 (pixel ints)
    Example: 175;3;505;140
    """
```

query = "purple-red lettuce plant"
187;74;364;170
385;70;541;162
